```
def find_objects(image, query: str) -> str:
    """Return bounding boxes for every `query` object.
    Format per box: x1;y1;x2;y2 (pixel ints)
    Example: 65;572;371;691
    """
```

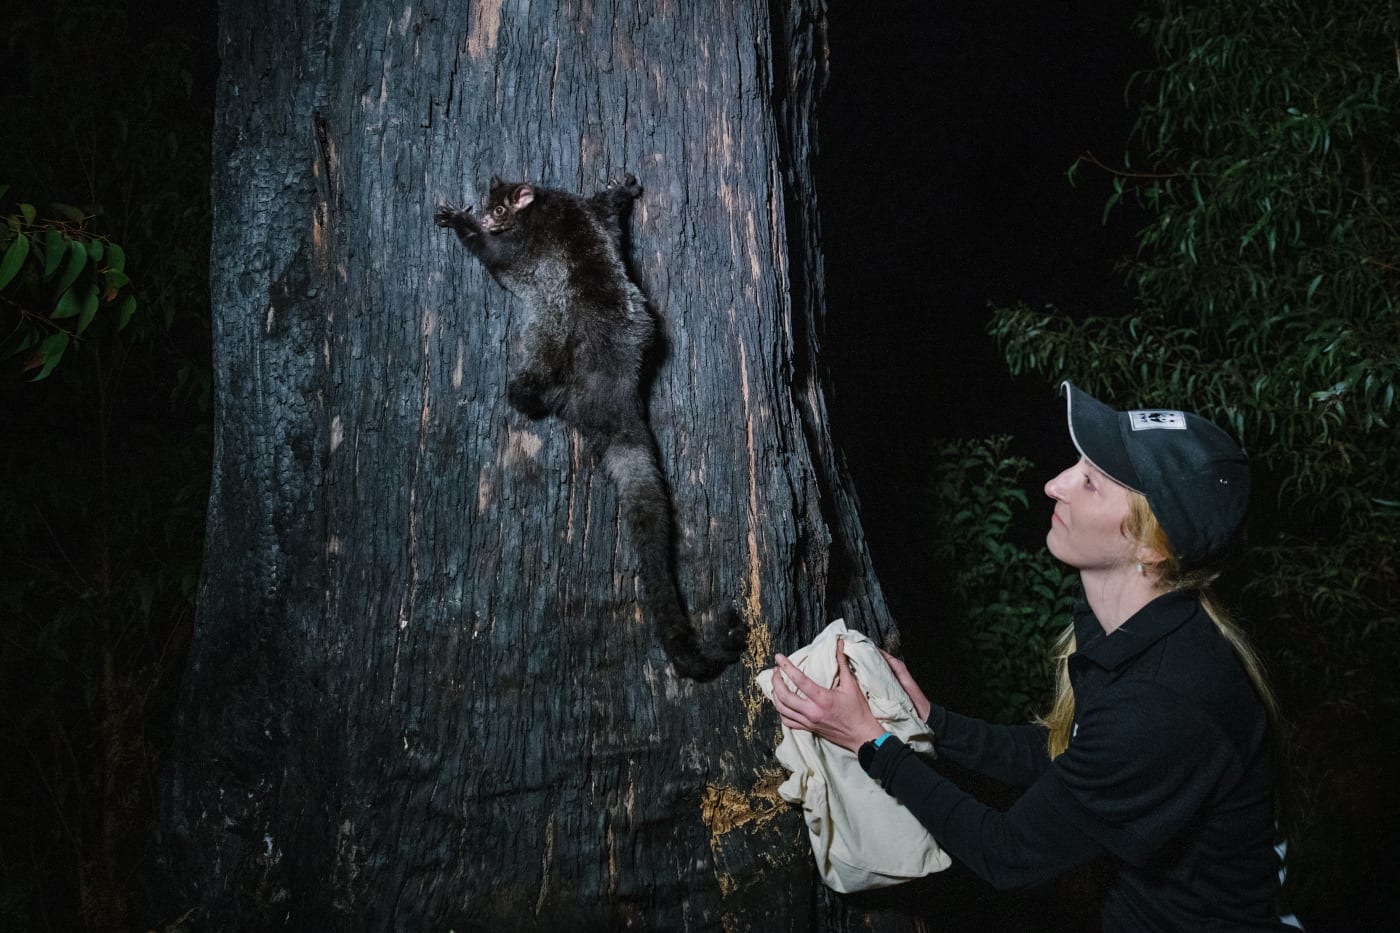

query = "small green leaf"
87;239;104;262
43;227;66;278
118;294;138;329
0;232;30;290
31;332;69;381
107;242;126;274
103;269;131;294
51;203;86;223
76;283;100;334
19;203;37;226
55;239;87;294
9;330;38;354
52;286;82;319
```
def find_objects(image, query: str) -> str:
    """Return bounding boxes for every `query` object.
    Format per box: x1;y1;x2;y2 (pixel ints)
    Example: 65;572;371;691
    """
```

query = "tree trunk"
149;1;917;929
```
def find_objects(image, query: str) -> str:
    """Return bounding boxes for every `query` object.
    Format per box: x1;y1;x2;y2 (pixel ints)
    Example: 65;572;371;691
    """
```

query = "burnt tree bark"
149;1;926;929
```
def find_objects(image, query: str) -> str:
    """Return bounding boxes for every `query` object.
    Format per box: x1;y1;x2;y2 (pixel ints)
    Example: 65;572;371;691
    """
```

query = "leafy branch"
1;187;139;379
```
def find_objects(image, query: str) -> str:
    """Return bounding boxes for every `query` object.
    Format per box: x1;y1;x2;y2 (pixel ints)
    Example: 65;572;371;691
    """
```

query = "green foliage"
987;0;1398;921
1;194;140;379
927;437;1078;723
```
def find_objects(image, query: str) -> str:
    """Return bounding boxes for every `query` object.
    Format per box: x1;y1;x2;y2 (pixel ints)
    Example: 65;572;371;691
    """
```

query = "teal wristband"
872;731;894;748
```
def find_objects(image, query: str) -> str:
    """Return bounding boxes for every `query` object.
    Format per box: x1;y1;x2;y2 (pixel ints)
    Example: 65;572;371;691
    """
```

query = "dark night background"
10;1;1374;930
819;2;1144;684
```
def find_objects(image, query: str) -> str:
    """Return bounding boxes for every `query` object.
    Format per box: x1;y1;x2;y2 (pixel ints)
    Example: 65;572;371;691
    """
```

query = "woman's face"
1044;457;1138;572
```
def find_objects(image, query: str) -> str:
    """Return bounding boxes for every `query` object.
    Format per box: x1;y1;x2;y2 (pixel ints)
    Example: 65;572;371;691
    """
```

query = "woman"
770;382;1286;931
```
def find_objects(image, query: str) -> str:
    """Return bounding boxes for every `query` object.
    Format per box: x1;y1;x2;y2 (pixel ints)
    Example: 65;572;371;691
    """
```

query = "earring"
1136;562;1145;575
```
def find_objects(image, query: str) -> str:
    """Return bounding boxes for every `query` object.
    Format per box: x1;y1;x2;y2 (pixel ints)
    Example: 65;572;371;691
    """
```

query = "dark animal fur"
434;174;744;680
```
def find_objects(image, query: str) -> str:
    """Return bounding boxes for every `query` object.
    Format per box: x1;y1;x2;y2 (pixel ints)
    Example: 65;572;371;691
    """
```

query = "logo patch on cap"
1128;409;1187;431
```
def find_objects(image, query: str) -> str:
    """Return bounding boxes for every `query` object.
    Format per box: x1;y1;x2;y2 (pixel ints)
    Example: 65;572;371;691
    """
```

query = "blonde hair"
1038;492;1278;759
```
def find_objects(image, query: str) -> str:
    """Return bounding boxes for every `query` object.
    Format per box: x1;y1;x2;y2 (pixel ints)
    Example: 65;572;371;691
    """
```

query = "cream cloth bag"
757;619;951;892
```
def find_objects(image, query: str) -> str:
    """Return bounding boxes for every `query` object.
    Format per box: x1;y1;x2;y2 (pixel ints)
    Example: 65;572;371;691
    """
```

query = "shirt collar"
1071;588;1199;671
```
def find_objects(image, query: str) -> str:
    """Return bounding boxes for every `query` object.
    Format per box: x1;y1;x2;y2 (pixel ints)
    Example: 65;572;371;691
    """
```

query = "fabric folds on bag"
756;619;951;892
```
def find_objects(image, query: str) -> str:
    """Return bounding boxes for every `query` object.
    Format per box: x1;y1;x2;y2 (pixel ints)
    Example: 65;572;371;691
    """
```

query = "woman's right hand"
880;649;932;722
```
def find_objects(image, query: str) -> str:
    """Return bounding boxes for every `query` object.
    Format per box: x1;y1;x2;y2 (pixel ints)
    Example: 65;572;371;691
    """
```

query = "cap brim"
1062;381;1144;493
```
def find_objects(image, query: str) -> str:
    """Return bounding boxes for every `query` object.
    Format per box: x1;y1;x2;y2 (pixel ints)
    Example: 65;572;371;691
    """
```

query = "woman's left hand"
769;638;886;753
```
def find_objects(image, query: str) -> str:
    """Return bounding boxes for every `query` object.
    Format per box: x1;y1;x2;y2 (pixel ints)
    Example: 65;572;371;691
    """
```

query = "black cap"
1062;381;1250;568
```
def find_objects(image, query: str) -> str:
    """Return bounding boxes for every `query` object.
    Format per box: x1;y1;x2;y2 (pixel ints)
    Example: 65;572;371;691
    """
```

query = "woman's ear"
1134;543;1170;577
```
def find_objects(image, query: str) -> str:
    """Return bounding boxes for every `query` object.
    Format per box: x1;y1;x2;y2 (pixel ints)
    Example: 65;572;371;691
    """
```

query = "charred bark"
147;2;922;929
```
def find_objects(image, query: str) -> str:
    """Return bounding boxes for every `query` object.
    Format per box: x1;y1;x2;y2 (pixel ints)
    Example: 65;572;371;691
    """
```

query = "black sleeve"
927;704;1054;788
865;737;1106;890
873;685;1235;886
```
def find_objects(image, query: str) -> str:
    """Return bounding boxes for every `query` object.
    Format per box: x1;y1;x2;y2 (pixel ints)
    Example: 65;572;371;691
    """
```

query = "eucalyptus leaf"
76;282;100;334
0;232;30;291
51;202;86;223
43;227;66;278
31;332;69;381
52;286;82;319
55;239;87;294
118;294;138;329
104;269;131;293
107;242;126;274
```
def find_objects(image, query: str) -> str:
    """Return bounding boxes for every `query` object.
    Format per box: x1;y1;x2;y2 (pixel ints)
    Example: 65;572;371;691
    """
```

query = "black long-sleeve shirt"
863;590;1284;931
